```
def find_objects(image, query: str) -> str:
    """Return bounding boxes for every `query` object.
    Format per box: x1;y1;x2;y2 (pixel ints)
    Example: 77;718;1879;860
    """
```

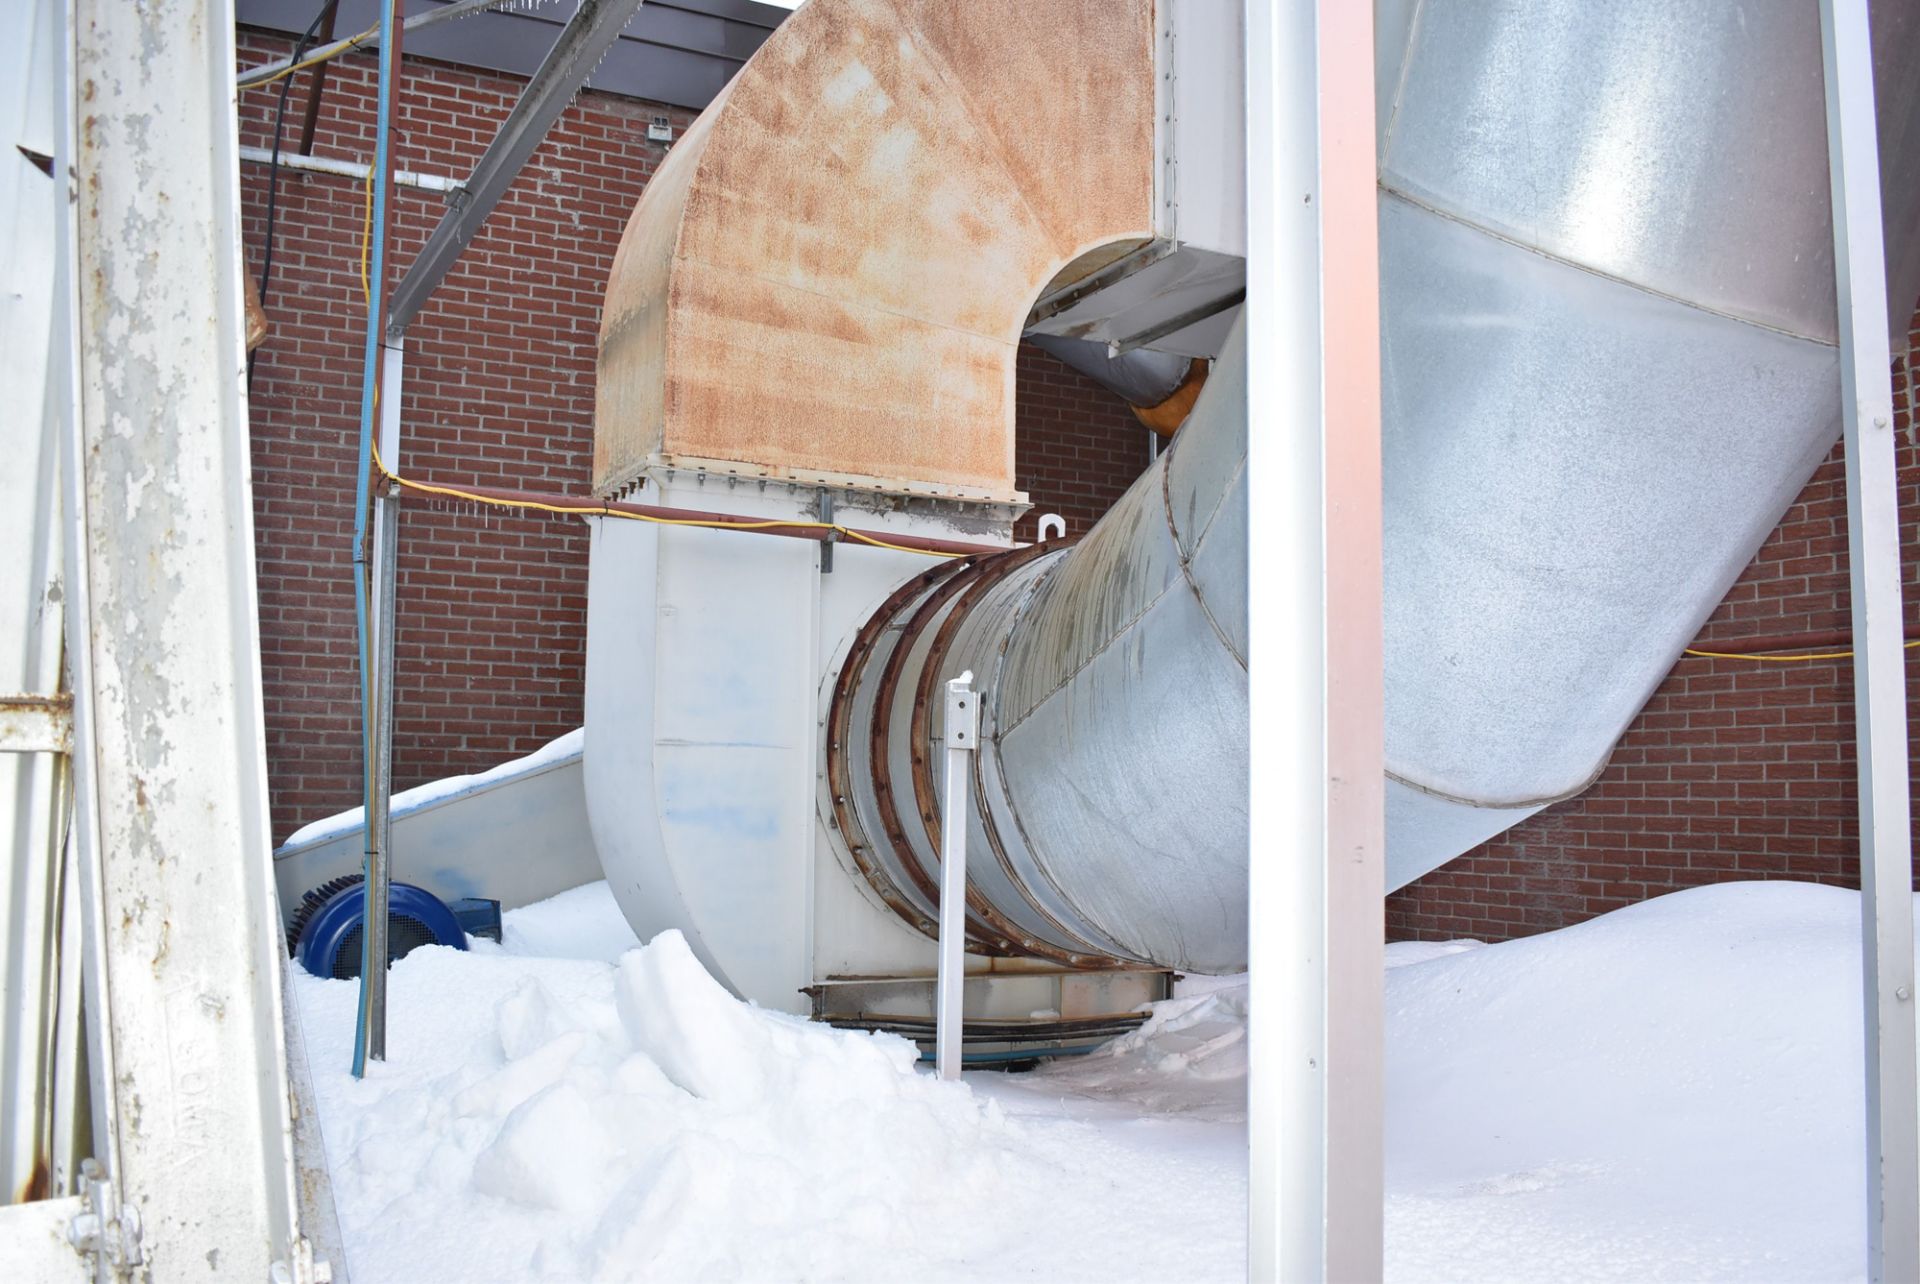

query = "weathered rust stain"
593;0;1156;497
15;1157;50;1204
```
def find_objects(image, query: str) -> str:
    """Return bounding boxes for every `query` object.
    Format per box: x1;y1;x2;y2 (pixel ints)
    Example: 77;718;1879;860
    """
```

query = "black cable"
250;1;335;387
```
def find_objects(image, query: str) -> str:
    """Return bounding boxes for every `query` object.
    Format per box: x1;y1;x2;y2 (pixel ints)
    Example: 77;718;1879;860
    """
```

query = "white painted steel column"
1819;4;1920;1281
55;0;316;1275
1245;0;1385;1278
936;672;978;1081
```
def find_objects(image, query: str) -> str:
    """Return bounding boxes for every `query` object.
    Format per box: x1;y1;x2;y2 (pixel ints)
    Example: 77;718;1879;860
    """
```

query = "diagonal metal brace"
386;0;647;335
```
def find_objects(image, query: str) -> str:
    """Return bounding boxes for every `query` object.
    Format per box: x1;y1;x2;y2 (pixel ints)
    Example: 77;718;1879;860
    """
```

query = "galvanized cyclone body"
830;320;1249;973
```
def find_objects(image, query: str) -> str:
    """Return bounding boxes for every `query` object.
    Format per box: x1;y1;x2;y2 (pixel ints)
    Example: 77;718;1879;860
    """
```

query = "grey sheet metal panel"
1381;192;1842;814
272;749;602;917
1381;0;1920;347
1023;242;1245;360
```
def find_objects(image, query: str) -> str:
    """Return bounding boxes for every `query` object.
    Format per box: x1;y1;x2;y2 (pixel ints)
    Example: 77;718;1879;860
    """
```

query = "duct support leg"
1245;0;1386;1278
1819;3;1920;1281
363;334;405;1062
936;672;978;1081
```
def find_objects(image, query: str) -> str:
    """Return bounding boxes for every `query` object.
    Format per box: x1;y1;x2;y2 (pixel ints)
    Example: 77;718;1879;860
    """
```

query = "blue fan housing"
293;879;469;980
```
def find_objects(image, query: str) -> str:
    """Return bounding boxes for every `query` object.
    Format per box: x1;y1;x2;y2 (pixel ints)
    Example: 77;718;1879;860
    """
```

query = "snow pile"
1039;980;1248;1118
296;878;1903;1281
1383;880;1871;1281
281;728;583;849
483;880;644;962
293;893;1243;1282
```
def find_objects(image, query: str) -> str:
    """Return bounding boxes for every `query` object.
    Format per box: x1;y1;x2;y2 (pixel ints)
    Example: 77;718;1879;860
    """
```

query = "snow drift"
294;879;1904;1281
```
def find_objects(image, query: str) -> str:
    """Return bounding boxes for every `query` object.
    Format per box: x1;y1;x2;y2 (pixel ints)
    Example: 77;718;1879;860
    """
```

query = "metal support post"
1245;0;1385;1278
363;337;406;1063
817;489;836;574
351;0;403;1077
936;671;978;1081
1819;3;1919;1280
55;0;316;1270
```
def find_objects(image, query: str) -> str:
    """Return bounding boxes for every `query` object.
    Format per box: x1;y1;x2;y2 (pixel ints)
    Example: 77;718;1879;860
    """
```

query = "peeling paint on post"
59;0;315;1276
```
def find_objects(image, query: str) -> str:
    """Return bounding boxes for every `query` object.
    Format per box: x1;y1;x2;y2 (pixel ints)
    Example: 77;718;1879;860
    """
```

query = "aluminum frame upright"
1244;0;1385;1278
1818;3;1920;1281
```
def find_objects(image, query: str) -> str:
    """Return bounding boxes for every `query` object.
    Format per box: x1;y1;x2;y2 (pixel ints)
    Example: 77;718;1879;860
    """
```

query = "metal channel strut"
386;0;648;335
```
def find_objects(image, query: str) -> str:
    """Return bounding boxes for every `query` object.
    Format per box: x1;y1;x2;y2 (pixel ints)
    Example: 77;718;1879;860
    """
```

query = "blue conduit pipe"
350;0;401;1080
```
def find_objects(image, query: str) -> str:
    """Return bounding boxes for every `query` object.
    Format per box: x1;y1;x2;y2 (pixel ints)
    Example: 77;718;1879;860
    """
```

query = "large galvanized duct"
826;319;1247;972
589;0;1920;987
1374;0;1920;887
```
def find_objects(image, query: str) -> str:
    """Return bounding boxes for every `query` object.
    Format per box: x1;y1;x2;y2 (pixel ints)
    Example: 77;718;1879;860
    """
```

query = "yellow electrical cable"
349;164;960;559
1683;639;1920;663
242;25;381;90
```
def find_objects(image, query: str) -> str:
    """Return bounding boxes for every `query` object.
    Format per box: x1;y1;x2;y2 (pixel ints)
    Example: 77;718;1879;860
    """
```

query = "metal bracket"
66;1160;143;1273
817;490;839;574
1107;287;1246;356
0;692;73;753
269;1239;334;1284
1027;239;1178;329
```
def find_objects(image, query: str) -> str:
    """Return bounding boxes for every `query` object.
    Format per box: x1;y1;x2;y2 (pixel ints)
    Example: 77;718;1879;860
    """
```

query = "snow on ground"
293;883;1242;1282
295;879;1893;1282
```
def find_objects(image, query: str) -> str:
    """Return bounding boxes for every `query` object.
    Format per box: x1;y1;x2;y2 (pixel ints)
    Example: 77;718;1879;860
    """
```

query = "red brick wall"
1388;304;1920;941
1012;344;1158;544
239;33;1148;844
